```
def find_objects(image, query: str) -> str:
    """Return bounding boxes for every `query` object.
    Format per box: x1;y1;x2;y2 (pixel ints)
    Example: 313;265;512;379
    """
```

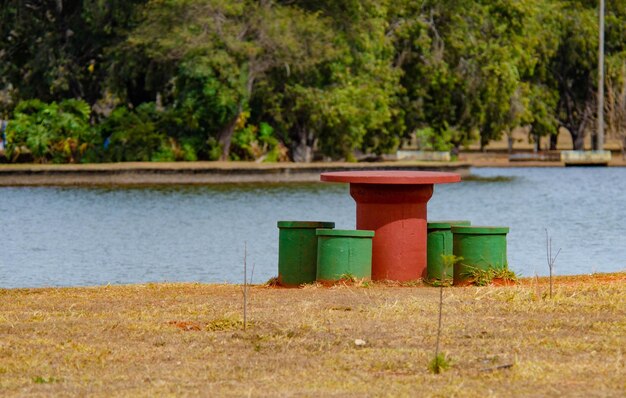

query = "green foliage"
1;0;626;163
428;353;451;374
32;376;61;384
255;1;404;161
414;127;454;152
527;84;559;139
98;103;204;162
116;0;343;160
391;0;539;150
231;117;287;162
426;254;462;286
6;99;98;163
98;103;164;162
0;0;146;111
462;266;519;286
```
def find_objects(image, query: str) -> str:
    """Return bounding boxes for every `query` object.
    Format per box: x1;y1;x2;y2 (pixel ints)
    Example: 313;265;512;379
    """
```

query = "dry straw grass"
1;273;624;397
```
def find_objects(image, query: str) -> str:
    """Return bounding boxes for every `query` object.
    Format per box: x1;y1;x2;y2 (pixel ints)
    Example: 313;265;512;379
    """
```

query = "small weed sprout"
339;273;356;283
265;276;280;286
430;254;459;374
241;242;255;331
33;376;60;384
360;280;372;288
545;229;561;299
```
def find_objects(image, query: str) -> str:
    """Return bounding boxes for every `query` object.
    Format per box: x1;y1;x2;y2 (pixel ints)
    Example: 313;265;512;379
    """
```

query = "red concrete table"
320;170;461;281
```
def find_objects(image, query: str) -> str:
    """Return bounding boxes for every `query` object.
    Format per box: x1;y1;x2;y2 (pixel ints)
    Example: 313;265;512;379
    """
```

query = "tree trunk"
480;137;487;152
549;133;558;151
506;133;513;154
569;123;586;150
217;69;255;161
561;99;592;150
451;144;460;160
571;131;584;150
292;126;315;163
218;105;242;161
590;131;598;150
533;134;540;153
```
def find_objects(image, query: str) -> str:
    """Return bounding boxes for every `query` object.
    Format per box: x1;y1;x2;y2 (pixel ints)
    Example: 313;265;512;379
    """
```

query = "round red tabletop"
320;170;461;184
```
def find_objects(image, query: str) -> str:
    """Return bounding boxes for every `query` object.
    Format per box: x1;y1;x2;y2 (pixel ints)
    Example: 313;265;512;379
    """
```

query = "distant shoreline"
0;156;623;186
0;161;470;186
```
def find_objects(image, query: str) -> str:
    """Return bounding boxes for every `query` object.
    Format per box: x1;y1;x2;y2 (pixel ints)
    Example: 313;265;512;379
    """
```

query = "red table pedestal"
321;171;461;282
351;183;433;281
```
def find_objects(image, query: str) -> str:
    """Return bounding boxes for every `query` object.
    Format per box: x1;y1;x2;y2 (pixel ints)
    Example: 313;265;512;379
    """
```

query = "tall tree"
551;1;598;149
0;0;144;111
604;0;626;155
387;0;535;151
534;0;625;150
119;0;336;160
258;0;403;161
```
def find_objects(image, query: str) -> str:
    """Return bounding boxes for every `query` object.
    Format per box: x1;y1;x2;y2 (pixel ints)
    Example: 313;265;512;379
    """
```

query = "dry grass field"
1;273;624;397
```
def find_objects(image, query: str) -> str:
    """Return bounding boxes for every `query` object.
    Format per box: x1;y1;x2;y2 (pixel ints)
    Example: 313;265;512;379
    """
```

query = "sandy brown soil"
1;273;624;397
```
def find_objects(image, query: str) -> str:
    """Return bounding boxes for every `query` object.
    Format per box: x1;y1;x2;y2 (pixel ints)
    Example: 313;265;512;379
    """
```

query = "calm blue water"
1;167;625;288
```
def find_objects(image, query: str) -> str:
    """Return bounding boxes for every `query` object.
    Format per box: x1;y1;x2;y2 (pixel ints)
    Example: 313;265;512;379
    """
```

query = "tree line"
1;0;625;163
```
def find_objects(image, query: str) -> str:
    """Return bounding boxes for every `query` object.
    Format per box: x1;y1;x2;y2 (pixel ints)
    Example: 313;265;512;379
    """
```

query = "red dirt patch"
490;278;517;286
167;321;202;331
518;273;626;286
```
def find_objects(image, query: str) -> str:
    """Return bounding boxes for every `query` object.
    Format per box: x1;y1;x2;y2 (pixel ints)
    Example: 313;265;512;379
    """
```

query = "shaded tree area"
0;0;145;104
1;0;625;163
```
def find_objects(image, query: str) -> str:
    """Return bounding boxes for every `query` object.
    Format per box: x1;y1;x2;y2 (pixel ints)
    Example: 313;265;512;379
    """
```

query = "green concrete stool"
316;229;374;284
426;220;471;282
277;221;335;286
452;226;509;286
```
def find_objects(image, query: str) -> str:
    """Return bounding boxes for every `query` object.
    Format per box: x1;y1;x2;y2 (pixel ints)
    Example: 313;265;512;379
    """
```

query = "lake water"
1;167;625;288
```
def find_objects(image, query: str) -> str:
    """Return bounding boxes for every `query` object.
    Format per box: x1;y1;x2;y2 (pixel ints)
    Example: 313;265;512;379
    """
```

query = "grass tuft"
206;317;246;331
33;376;61;384
462;266;518;286
265;276;280;287
428;353;451;374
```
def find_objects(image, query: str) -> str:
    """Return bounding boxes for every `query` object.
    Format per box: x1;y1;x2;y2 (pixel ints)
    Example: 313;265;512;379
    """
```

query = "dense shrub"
98;103;165;162
6;99;99;163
